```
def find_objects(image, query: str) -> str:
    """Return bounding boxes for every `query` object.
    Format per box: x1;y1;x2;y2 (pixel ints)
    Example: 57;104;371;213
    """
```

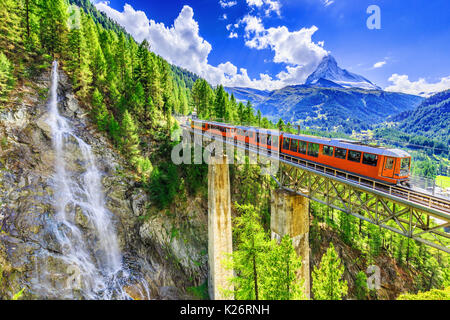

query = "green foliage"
397;287;450;300
263;236;305;300
338;212;358;246
187;281;209;300
355;271;368;300
12;288;25;300
120;110;141;163
135;156;153;182
226;86;423;134
225;204;305;300
312;242;348;300
147;163;180;209
0;52;14;102
226;203;269;300
392;89;450;143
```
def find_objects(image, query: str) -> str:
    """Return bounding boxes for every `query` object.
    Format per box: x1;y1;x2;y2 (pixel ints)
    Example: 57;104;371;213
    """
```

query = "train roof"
282;133;410;158
192;119;235;128
236;125;280;134
191;119;410;158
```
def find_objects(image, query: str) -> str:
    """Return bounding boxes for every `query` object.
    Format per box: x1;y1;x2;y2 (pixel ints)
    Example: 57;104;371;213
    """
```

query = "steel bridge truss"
182;125;450;253
277;161;450;253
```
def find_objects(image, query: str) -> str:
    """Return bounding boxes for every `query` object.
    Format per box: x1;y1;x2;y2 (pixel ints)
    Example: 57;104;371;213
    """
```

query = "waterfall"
34;61;133;299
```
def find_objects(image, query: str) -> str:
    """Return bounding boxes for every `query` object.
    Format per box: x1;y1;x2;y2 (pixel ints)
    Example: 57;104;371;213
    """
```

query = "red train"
191;120;411;185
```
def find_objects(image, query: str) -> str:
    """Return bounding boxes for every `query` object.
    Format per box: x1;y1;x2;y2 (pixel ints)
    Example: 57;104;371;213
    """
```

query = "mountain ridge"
305;55;380;90
225;85;423;134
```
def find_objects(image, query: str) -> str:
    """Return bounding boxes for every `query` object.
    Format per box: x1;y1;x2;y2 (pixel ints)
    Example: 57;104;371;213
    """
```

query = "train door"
382;157;395;178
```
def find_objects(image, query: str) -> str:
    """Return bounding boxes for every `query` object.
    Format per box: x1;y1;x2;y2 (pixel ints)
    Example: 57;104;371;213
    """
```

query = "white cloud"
228;32;238;38
95;2;284;90
222;13;228;20
246;0;281;16
95;2;151;43
323;0;334;7
219;0;237;8
241;15;328;83
385;74;450;97
373;60;386;68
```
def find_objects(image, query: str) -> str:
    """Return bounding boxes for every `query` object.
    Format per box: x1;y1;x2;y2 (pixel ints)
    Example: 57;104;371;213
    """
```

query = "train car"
191;119;207;131
190;119;411;185
280;133;411;185
246;127;280;152
234;126;250;144
191;119;235;139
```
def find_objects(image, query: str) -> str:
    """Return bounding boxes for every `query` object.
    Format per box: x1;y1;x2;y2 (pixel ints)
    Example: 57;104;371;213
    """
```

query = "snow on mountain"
305;55;381;90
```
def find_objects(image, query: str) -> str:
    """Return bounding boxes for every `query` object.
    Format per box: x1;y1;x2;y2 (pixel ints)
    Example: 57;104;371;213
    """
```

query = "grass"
436;175;450;189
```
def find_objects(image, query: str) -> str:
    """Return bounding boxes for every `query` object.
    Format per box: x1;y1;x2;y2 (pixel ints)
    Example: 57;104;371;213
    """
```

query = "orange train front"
190;120;411;185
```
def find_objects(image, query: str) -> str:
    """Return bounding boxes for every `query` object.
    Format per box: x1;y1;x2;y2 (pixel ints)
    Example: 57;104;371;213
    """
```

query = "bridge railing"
180;123;450;253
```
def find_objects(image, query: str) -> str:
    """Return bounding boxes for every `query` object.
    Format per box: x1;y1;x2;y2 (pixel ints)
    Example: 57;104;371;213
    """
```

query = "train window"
348;150;362;163
260;134;267;144
283;138;290;150
323;145;334;156
307;143;320;157
362;153;378;166
385;158;394;169
335;148;347;159
298;141;307;154
290;139;299;152
400;158;410;176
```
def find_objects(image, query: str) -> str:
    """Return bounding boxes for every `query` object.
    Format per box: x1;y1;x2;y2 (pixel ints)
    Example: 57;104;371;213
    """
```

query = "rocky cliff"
0;68;208;300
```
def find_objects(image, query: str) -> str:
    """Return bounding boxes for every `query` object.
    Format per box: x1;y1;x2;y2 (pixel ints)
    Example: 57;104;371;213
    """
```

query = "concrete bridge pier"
271;188;310;299
208;154;234;300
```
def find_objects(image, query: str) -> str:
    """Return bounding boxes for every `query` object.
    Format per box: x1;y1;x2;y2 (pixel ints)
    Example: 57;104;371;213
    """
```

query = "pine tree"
0;53;15;101
0;0;24;57
227;204;269;300
214;85;227;121
264;236;305;300
312;242;348;300
355;271;368;300
150;56;164;109
39;0;69;56
91;88;109;131
120;110;141;164
277;118;285;131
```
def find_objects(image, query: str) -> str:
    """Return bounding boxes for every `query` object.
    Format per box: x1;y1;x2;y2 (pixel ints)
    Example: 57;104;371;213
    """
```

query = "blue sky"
93;0;450;95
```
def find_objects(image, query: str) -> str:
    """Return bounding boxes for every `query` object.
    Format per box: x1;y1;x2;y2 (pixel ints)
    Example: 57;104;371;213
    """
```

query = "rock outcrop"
0;68;208;299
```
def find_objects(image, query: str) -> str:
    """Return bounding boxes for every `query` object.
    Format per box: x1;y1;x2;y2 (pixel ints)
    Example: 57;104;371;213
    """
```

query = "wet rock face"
0;69;208;300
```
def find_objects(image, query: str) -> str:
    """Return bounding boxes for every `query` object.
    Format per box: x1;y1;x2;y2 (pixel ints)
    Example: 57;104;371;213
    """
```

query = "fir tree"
264;236;305;300
355;271;368;300
312;242;348;300
227;204;269;300
120;110;141;164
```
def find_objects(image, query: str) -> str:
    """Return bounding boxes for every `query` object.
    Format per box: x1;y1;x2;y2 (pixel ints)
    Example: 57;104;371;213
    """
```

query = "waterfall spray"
35;61;132;299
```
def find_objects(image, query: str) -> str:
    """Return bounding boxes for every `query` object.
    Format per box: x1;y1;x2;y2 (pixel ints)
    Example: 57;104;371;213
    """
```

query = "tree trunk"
253;254;258;300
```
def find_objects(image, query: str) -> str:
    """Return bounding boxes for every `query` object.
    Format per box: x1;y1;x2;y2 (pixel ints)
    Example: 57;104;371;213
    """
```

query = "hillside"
390;89;450;143
226;85;423;134
0;0;448;301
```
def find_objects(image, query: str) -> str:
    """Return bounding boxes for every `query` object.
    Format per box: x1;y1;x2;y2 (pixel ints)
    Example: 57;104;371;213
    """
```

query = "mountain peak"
306;55;380;90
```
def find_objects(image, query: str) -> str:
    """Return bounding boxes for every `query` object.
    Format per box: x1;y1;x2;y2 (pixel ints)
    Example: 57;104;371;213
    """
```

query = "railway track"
181;124;450;218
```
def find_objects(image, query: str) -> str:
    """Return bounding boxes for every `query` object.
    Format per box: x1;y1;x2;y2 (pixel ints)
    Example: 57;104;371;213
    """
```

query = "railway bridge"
176;119;450;300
